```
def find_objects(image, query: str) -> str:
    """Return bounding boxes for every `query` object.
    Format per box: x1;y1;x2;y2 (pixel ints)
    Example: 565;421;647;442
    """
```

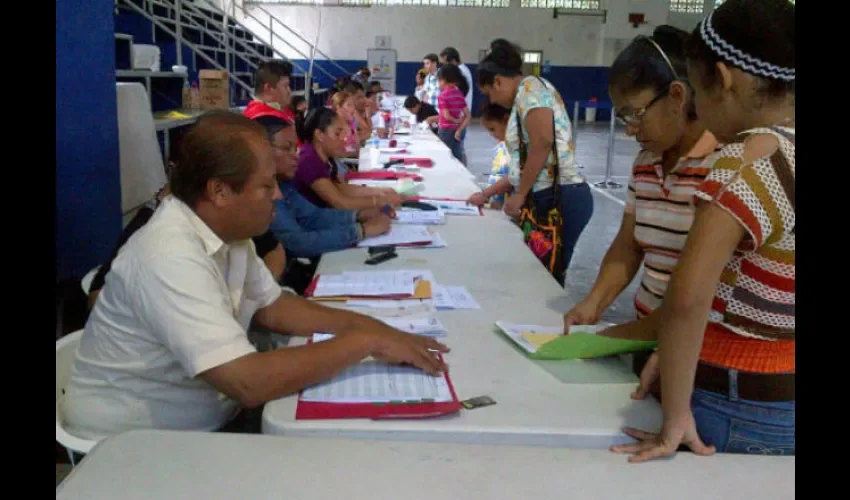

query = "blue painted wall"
292;59;612;121
57;0;122;281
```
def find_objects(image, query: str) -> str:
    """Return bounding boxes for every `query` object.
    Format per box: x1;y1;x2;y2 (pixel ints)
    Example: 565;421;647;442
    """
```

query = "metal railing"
118;0;348;105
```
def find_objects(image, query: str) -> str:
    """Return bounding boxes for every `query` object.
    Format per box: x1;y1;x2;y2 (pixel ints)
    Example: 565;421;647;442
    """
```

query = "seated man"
243;59;296;125
62;112;448;440
88;170;287;311
404;96;439;134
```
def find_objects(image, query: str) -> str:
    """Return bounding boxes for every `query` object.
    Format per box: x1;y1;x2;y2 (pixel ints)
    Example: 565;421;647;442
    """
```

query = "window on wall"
521;0;600;8
670;0;704;13
250;0;510;5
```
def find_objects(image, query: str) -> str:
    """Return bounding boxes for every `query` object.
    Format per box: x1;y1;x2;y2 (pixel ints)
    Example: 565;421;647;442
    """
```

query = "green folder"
529;333;656;361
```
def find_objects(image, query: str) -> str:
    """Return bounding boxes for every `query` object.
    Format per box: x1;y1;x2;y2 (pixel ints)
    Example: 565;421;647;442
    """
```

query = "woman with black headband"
612;0;795;462
477;39;593;286
564;26;721;393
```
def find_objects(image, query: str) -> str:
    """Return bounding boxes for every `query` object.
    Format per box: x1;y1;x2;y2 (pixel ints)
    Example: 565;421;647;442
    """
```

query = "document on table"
382;316;447;337
344;300;437;318
344;269;435;285
300;355;453;403
356;225;433;247
403;231;446;249
433;285;480;310
495;321;564;354
312;272;416;298
419;199;482;216
394;209;446;225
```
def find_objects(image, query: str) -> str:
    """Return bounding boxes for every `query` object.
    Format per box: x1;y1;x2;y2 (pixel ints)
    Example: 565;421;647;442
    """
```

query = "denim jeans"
438;128;464;162
530;182;594;284
691;387;795;455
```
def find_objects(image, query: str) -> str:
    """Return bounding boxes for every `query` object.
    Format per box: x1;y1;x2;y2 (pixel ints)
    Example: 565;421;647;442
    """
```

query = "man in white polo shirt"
62;112;448;440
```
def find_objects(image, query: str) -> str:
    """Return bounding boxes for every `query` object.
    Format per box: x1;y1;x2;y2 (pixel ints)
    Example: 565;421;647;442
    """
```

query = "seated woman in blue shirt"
253;115;392;259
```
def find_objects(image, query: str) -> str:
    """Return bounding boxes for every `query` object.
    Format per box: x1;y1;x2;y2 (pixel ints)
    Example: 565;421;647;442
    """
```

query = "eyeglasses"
615;83;671;127
615;35;681;127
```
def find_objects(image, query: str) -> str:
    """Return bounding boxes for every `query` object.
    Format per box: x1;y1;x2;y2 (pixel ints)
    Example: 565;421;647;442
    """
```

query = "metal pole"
224;5;231;107
176;0;182;66
572;100;583;169
594;106;623;189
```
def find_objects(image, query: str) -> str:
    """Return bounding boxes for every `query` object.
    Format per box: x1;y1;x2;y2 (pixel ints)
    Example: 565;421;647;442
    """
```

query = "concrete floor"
463;119;642;325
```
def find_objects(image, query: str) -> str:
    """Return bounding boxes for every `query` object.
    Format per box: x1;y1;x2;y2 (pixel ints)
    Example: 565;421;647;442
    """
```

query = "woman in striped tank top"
612;0;795;461
564;27;720;364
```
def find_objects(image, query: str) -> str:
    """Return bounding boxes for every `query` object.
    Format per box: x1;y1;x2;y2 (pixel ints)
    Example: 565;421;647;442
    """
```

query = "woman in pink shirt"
436;64;471;162
330;91;362;158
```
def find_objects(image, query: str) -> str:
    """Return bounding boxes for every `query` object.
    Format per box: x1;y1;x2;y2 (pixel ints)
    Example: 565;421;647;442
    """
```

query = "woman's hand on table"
363;215;392;237
467;191;488;207
563;300;601;333
380;191;404;207
630;351;660;400
610;409;715;463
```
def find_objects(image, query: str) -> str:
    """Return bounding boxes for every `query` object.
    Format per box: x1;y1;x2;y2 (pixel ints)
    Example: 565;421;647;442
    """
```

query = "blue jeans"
691;388;795;455
438;128;464;162
531;182;594;284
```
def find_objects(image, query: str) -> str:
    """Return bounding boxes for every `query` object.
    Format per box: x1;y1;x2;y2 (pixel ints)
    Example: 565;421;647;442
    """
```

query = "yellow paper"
160;110;190;119
521;332;560;347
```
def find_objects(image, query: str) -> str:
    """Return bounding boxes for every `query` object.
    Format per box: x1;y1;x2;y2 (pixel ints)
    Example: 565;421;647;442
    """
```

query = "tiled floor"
463;119;642;325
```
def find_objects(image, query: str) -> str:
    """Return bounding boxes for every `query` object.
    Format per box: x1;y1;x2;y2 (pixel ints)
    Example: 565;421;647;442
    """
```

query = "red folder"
295;355;462;420
346;171;423;182
389;157;434;168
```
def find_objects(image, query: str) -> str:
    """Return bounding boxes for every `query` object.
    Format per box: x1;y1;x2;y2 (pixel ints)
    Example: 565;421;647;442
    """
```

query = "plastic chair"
80;266;100;296
56;330;99;465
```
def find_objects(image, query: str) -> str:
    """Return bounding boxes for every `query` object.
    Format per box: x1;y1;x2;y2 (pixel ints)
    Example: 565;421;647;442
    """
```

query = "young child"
467;101;513;209
404;96;439;134
436;64;470;163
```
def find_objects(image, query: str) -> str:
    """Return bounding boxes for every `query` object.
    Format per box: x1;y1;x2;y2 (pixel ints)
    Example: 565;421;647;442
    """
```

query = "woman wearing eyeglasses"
563;26;721;390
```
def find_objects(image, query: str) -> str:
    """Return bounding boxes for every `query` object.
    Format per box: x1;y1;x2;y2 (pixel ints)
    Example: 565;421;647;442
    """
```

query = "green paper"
530;333;656;360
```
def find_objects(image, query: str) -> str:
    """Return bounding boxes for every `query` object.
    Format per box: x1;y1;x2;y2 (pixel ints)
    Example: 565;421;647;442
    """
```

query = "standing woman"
613;0;795;461
477;39;593;285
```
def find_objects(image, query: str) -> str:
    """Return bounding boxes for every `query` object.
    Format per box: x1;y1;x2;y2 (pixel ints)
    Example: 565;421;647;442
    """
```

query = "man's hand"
358;207;381;222
368;329;450;376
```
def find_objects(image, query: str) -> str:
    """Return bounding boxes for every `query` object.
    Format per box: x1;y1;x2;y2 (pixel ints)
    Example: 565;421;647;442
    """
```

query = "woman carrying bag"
477;39;594;286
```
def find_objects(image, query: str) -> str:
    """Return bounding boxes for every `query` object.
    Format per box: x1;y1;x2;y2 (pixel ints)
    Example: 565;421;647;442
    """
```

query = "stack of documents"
357;225;435;248
419;199;482;216
393;208;446;225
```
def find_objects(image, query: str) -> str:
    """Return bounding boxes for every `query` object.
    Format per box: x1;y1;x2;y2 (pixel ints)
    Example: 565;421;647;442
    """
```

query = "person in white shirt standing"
422;53;441;110
62;112;448;441
440;47;473;165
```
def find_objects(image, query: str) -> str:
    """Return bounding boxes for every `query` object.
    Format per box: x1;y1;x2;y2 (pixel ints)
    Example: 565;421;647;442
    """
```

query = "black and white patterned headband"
699;12;795;82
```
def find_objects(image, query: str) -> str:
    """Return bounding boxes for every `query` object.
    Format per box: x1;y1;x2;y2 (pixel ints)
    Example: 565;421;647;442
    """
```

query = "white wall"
231;0;711;66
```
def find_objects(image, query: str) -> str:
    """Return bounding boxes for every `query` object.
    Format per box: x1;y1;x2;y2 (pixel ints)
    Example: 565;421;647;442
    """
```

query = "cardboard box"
199;70;229;110
182;85;200;110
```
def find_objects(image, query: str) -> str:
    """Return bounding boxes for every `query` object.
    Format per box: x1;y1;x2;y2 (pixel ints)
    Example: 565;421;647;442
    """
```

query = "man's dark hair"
170;111;266;208
253;59;293;94
404;96;421;110
440;47;461;64
423;53;438;63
